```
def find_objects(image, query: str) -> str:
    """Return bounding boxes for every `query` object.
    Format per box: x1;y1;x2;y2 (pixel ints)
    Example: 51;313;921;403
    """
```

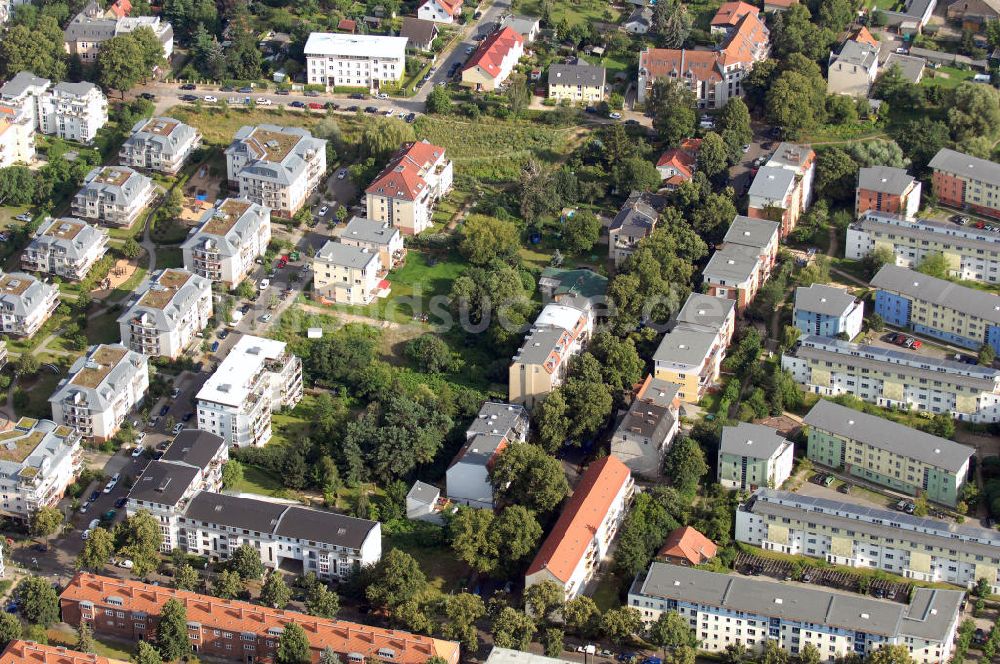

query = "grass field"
86;309;125;345
232;464;287;496
921;66;978;89
156;246;184;269
47;627;134;660
519;0;621;27
18;372;63;420
164;105;329;146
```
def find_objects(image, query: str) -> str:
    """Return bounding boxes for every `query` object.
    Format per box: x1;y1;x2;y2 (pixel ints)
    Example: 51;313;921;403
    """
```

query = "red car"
277;256;288;269
307;102;324;110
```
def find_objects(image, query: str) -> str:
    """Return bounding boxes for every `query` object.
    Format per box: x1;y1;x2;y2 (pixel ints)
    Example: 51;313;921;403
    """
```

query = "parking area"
859;330;975;363
733;551;913;603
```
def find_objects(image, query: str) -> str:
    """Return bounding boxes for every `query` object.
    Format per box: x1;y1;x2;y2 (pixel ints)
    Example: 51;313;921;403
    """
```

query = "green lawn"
86;309;125;345
270;394;317;446
921;66;978;89
47;627;135;660
164;105;331;146
0;206;30;230
232;464;287;496
156;246;184;269
18;372;63;420
385;528;471;598
591;571;626;612
518;0;620;27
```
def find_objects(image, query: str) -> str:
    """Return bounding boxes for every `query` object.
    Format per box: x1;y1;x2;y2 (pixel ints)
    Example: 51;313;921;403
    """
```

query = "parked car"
172;423;184;435
405;113;416;123
326;102;340;110
210;341;220;352
318;205;329;217
376;92;389;99
170;387;181;399
238;86;253;93
838;483;852;494
304;90;320;97
179;94;198;102
115;497;128;508
289;100;306;108
609;112;622;119
203;95;218;103
131;446;143;458
118;559;134;569
255;98;272;106
89;491;100;502
180;83;196;90
308;102;324;110
260;313;272;323
349;92;366;99
274;89;290;95
822;475;835;487
259;278;270;290
182;412;194;422
102;509;117;521
217;328;230;339
337;168;348;180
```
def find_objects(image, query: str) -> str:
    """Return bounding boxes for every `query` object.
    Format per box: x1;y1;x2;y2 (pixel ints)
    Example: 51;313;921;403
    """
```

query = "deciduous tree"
276;622;311;664
132;641;162;664
230;543;265;581
490;444;569;513
16;576;59;627
601;607;643;646
77;527;114;571
491;607;535;650
261;573;292;609
156;599;191;661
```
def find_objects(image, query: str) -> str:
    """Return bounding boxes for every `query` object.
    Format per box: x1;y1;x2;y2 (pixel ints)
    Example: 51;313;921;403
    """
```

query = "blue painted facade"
911;323;981;351
793;310;844;337
873;290;910;327
989;325;1000;356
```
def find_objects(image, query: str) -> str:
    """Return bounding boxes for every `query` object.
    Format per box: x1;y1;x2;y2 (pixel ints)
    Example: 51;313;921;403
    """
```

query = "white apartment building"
0;271;58;338
196;335;303;448
72;166;154;228
365;140;453;236
782;334;1000;423
446;402;529;509
846;211;1000;284
49;344;149;442
0;116;35;167
737;488;1000;594
117;269;212;360
526;456;633;600
304;33;407;91
119;116;200;174
225;125;326;218
312;241;384;305
340;216;405;271
0;418;82;521
21;218;108;281
629;562;962;664
36;82;108;144
0;71;51;123
181;199;271;289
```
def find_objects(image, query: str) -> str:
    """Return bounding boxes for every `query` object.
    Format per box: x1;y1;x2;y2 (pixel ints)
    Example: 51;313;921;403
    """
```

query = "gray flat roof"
749;165;796;201
929;148;1000;188
871;264;1000;325
634;563;963;642
485;648;575;664
703;247;759;283
315;240;380;269
341;216;399;247
724;215;779;250
803;399;973;472
653;325;718;365
794;284;859;318
514;326;567;365
128;461;198;508
883;53;925;83
720;422;789;460
675;293;735;332
857;166;916;196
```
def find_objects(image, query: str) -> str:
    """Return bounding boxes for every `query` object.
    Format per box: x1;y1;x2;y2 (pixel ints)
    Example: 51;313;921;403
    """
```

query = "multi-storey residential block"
846;211;1000;283
312;241;385;305
21;218;108;281
718;422;794;491
655;138;701;189
446;402;528;509
608;191;665;266
637;9;769;108
0;641;124;664
782;334;1000;422
63;1;173;64
0;418;81;520
653;293;736;403
0;271;58;338
526;457;633;600
59;574;458;664
117;269;212;359
35;82;108;144
365;140;452;236
827;33;880;97
304;33;407;90
804;399;972;506
710;1;759;35
747;143;816;237
872;264;1000;353
702;215;780;311
737;488;1000;593
856;166;922;219
629;562;962;664
509;302;592;409
462;27;524;91
72;166;154;228
340;216;405;270
547;62;606;103
119;116;200;174
610;375;680;478
0;116;34;167
225;125;327;218
49;344;149;442
196;335;303;447
0;72;51;123
181;199;270;288
417;0;462;23
929;147;1000;220
793;284;864;340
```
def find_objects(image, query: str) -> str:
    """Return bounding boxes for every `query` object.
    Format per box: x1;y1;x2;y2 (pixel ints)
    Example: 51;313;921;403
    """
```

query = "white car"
131;446;143;458
742;144;751;153
172;423;184;435
81;529;91;540
118;559;134;569
609;112;622;120
318;205;329;217
203;95;218;103
337;168;348;180
895;47;908;54
259;278;270;291
376;92;389;99
103;474;120;493
255;97;272;106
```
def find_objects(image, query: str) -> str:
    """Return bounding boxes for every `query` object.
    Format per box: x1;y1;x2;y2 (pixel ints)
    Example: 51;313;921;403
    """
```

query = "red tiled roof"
59;573;460;664
426;0;463;16
338;18;356;31
108;0;131;18
658;526;717;565
711;1;759;27
640;48;725;85
0;642;126;664
526;457;631;584
365;140;446;201
463;26;523;78
656;137;702;180
852;26;880;48
719;10;770;67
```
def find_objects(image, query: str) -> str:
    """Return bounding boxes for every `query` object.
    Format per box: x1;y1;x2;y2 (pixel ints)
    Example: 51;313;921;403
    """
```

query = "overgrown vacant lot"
163;105;328;145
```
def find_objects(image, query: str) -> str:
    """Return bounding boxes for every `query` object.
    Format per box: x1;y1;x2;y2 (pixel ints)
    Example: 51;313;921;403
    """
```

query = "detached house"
525;457;633;600
72;166;154;228
119;116;200;174
417;0;462;23
747;142;816;237
21;217;108;281
365;140;452;236
312;241;385;305
462;26;524;92
827;37;880;98
608;191;666;266
49;344;149;442
181;198;271;289
655;138;702;189
64;1;173;64
0;271;59;338
446;402;528;509
637;8;769;108
611;375;681;477
399;17;438;51
117;268;213;360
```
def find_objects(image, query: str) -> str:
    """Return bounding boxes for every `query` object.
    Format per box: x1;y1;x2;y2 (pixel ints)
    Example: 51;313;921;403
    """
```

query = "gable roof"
0;641;126;664
526;456;631;584
928;147;1000;187
547;63;606;88
711;1;759;27
400;17;438;46
658;526;717;565
365;140;446;201
422;0;463;15
463;26;523;77
656;138;702;180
